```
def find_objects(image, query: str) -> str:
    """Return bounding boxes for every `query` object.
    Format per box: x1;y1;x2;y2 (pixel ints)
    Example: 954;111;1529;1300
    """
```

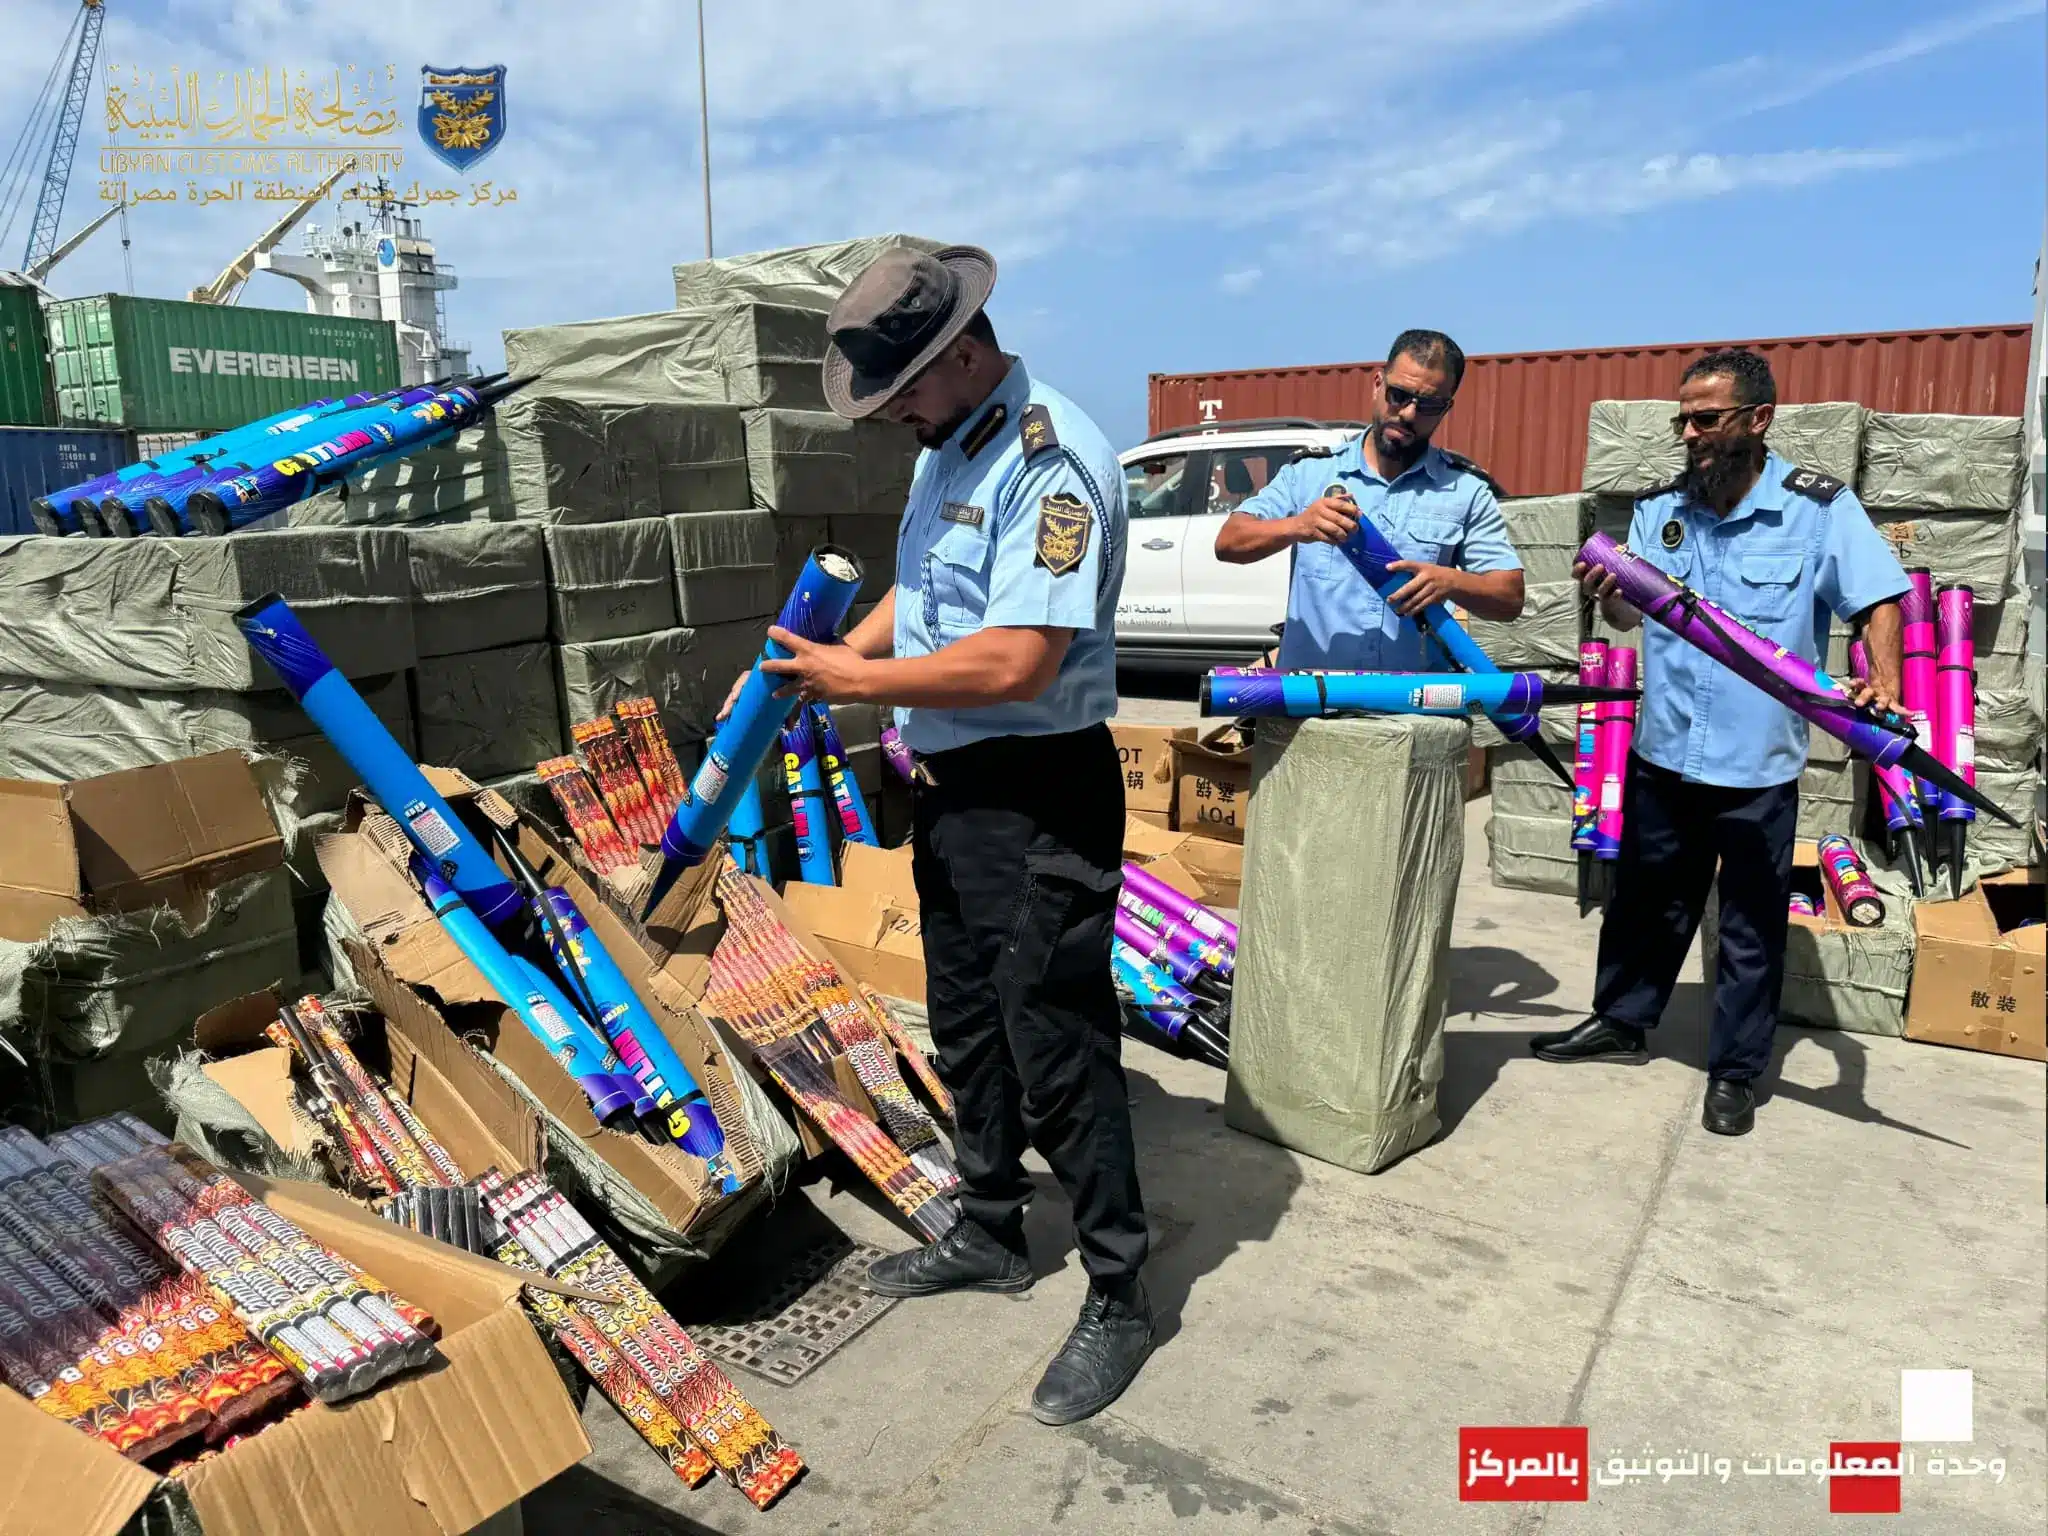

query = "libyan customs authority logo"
419;64;507;171
1035;492;1092;576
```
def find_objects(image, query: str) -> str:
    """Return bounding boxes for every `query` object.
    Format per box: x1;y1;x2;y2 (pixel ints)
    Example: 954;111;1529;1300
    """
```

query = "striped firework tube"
1571;639;1609;852
809;703;879;846
1120;860;1238;948
779;711;837;885
616;697;691;823
1900;570;1940;816
1590;647;1637;863
575;717;668;848
538;756;640;873
1817;835;1886;928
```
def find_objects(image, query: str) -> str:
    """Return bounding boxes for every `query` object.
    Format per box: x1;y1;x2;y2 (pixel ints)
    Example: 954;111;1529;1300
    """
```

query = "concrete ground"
528;676;2046;1536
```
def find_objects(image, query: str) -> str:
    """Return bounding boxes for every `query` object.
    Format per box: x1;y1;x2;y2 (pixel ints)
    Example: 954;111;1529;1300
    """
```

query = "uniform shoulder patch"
1019;403;1059;458
1288;444;1335;464
1782;465;1846;503
1435;447;1503;497
1034;491;1091;575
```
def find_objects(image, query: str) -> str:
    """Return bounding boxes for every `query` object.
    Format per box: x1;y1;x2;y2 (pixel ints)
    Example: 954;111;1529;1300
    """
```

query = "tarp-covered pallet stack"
493;234;934;864
0;531;421;1124
1479;396;2043;1049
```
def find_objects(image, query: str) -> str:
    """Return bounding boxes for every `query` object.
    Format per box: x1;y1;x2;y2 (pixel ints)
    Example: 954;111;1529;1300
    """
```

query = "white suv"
1115;418;1365;668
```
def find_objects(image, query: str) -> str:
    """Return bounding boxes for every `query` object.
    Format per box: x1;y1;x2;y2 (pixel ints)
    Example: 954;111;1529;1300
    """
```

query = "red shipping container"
1148;325;2032;497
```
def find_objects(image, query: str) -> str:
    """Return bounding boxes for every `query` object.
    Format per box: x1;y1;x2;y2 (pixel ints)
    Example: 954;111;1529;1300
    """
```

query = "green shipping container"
45;295;400;433
0;286;55;427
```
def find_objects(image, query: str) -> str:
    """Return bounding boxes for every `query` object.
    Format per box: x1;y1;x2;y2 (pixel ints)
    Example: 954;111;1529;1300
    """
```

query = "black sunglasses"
1384;382;1455;417
1670;404;1757;436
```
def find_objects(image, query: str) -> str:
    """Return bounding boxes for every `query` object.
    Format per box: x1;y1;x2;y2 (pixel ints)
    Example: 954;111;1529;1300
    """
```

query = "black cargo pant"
910;723;1148;1285
1593;753;1800;1082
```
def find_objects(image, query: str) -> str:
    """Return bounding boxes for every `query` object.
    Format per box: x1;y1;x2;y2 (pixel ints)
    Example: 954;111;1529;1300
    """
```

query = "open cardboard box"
0;752;282;942
778;843;926;1004
192;988;539;1182
319;769;757;1246
1124;815;1245;911
1110;723;1194;819
1906;870;2046;1062
0;1172;592;1536
1171;722;1253;846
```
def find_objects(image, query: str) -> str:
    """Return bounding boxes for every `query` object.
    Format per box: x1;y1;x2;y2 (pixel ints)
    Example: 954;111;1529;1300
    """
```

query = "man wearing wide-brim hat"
744;242;1151;1425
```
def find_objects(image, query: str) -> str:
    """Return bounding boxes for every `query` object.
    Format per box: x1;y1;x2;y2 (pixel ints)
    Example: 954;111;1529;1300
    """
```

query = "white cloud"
0;0;2010;373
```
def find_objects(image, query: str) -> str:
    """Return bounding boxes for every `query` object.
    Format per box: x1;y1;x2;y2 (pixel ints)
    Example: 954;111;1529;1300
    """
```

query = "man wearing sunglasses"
1213;328;1524;669
1534;348;1909;1139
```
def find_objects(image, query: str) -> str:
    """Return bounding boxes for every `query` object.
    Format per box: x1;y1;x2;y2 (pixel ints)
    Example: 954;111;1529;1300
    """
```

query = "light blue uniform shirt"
892;359;1126;754
1238;437;1521;671
1628;451;1909;790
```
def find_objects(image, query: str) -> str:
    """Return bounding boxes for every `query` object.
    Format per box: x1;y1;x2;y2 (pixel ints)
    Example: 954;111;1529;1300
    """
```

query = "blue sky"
3;0;2042;450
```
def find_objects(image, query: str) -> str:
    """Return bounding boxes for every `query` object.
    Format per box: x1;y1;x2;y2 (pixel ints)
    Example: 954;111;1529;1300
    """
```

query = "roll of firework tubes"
534;886;739;1187
235;593;524;926
1574;534;2012;826
1589;647;1637;879
1197;668;1636;720
1934;583;1978;897
1817;834;1886;927
879;724;914;784
30;396;333;534
726;777;774;880
1899;569;1941;826
135;384;447;536
810;702;879;847
645;548;865;915
1116;887;1236;984
1322;483;1567;786
1788;892;1822;918
177;377;529;534
1572;639;1610;914
1120;860;1238;949
1111;946;1229;1069
1850;635;1926;895
779;712;837;886
1113;904;1218;993
409;855;649;1132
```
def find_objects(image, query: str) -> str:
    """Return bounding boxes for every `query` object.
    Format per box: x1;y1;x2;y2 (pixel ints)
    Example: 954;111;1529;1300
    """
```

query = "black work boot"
863;1219;1033;1298
1702;1078;1756;1136
1529;1014;1649;1064
1030;1277;1155;1426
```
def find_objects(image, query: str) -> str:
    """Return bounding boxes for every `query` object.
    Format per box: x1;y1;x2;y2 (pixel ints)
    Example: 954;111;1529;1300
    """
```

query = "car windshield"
1125;455;1190;518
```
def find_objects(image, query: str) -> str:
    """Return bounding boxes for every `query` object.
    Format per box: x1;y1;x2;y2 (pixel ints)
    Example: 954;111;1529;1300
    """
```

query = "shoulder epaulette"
1287;444;1335;464
1639;474;1688;502
959;401;1007;460
1018;403;1059;458
1436;448;1503;498
1782;465;1846;504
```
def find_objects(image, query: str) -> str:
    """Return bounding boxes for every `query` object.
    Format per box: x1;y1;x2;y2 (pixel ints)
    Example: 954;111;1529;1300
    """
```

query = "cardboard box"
1126;809;1173;831
0;752;282;941
192;988;537;1181
1124;816;1244;911
1906;873;2046;1062
1172;723;1253;844
0;1173;591;1536
318;773;755;1243
778;842;926;1004
1110;723;1193;817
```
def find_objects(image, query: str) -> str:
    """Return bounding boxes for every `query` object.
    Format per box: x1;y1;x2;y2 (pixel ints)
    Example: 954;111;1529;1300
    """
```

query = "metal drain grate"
690;1237;900;1386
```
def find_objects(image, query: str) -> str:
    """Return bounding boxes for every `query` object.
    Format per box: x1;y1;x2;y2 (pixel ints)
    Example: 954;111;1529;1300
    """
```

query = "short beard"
1686;437;1765;504
1372;418;1425;475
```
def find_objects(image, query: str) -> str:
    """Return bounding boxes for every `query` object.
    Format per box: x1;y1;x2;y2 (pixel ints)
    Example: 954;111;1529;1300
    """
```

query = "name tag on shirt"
941;502;985;527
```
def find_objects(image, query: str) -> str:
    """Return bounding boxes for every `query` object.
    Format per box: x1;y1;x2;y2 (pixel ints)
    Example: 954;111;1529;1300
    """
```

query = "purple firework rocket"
1575;533;2014;829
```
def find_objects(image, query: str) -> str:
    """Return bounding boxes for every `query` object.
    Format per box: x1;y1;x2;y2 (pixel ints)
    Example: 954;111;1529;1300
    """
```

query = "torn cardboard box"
1906;872;2045;1062
1173;723;1253;845
779;842;926;1004
0;1171;590;1536
0;752;282;944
